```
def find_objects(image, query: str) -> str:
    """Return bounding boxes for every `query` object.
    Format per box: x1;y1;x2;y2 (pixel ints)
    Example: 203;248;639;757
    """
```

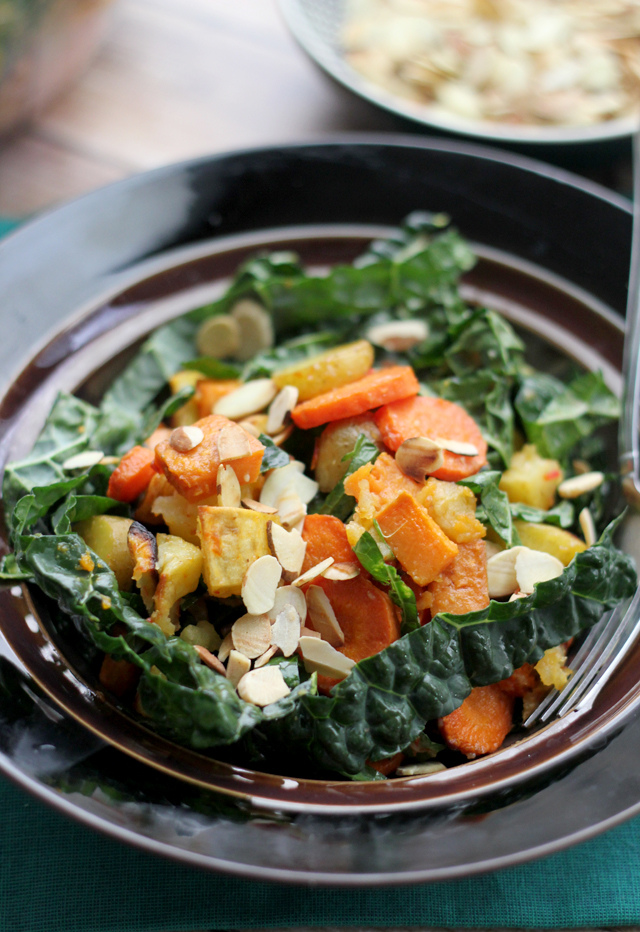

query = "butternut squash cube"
197;506;274;598
376;491;458;587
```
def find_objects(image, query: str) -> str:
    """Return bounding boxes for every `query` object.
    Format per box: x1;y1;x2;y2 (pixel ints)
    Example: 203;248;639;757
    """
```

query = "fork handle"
620;133;640;506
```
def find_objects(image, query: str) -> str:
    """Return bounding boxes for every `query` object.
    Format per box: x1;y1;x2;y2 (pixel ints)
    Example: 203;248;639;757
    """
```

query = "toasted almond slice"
300;626;321;639
196;314;241;359
487;547;525;598
254;645;279;668
290;557;335;588
217;463;242;507
241;555;282;615
226;649;252;687
231;612;273;659
260;461;318;508
194;644;227;675
270;603;301;657
366;319;429;352
434;436;479;456
305;586;345;647
231;300;275;362
213;378;278;419
62;450;104;470
395;762;446;777
276;489;307;532
298;635;355;680
237;664;290;706
267;522;307;581
557;471;605;498
266;385;299;435
322;562;360;581
99;455;121;466
579;507;597;547
515;548;564;595
217;423;253;462
169;425;204;453
395;436;444;481
267;585;308;625
271;424;294;446
237;419;261;438
217;633;233;663
241;498;278;514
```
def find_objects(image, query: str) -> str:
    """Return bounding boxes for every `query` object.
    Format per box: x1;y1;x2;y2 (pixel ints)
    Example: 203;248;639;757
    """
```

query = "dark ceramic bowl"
1;137;639;882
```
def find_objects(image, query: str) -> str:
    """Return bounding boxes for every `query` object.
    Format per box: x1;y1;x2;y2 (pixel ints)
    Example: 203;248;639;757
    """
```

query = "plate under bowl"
0;137;639;882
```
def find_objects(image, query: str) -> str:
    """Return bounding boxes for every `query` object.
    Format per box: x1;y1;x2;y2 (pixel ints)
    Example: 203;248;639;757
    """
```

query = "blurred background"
0;0;636;219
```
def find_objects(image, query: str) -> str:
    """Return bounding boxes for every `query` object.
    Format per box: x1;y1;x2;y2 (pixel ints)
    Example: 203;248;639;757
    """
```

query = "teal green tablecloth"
1;215;639;931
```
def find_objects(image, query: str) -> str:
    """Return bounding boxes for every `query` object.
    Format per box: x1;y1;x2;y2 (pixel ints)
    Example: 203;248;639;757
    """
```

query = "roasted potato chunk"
151;533;203;636
314;414;383;493
418;478;486;543
499;444;563;511
74;515;134;591
514;520;587;566
272;340;374;402
197;506;274;598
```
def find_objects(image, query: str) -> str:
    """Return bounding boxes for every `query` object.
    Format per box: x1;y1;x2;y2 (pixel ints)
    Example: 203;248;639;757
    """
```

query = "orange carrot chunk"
107;446;158;503
375;490;458;587
155;414;264;503
300;513;360;573
438;684;514;758
497;663;539;698
368;752;405;776
291;366;419;430
428;540;489;617
374;396;487;481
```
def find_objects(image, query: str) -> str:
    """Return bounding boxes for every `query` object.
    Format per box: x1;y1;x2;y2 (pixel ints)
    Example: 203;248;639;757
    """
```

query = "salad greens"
2;213;636;778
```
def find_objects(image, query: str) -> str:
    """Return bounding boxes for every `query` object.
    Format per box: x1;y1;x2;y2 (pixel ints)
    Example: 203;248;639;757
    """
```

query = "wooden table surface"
0;0;632;219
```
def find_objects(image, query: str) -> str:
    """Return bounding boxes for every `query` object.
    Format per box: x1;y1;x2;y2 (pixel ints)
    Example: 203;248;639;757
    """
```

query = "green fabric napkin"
1;773;640;932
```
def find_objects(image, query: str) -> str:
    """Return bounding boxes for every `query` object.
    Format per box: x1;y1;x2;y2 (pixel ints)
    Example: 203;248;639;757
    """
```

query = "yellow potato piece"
197;506;275;599
74;515;134;591
152;533;203;636
514;521;587;567
272;340;374;402
499;444;563;511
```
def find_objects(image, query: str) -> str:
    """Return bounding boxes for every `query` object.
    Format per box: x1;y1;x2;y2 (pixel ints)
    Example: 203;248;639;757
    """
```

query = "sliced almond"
237;664;291;706
213;378;278;420
557;471;605;499
231;612;273;659
267;585;308;625
434;436;479;456
267;522;307;581
276;489;307;532
194;644;227;676
290;557;335;588
322;562;360;581
216;464;242;507
298;635;355;680
395;436;444;481
62;450;104;470
241;498;278;515
266;385;299;435
515;548;564;595
237;419;261;439
169;425;204;453
366;319;429;352
487;547;524;598
226;649;252;687
395;762;446;777
231;299;275;361
579;507;597;547
217;633;233;663
300;626;321;639
241;555;282;614
217;423;253;462
271;424;294;446
270;603;301;657
305;586;345;647
254;645;279;668
260;461;318;508
195;314;240;359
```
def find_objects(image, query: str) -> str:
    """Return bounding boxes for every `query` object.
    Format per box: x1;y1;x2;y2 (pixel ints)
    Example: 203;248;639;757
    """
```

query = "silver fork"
524;136;640;728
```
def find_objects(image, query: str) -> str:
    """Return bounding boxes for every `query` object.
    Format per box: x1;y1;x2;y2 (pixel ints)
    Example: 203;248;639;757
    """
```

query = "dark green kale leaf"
316;434;380;522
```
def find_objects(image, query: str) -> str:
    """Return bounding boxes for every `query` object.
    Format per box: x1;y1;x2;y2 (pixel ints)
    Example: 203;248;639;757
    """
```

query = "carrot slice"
300;513;359;573
291;366;419;430
374;396;487;481
107;446;158;503
155;414;264;503
427;540;489;617
369;752;404;776
311;575;401;694
438;684;514;758
498;663;539;698
375;491;458;587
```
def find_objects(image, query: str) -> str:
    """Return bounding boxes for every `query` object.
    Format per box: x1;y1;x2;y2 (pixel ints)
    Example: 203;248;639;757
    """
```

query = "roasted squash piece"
196;379;242;419
151;533;203;636
197;506;274;598
375;491;458;587
127;522;158;611
417;478;486;544
428;540;489;617
155;414;264;503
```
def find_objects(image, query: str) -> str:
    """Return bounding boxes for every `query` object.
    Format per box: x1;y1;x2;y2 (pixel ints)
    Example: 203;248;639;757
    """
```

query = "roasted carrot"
99;653;140;697
291;366;420;430
155;414;264;502
107;445;158;503
368;752;404;776
427;540;489;617
374;396;487;481
312;575;401;693
375;491;458;587
300;513;360;573
196;379;242;419
498;663;539;698
438;684;514;758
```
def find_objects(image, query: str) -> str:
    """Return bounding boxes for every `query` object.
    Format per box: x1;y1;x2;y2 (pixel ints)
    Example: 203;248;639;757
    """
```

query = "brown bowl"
0;138;639;880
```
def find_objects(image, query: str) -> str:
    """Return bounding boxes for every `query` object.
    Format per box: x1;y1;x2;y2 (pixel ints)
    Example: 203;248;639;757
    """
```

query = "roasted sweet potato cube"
428;540;489;617
197;506;274;598
155;414;264;503
375;491;458;587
